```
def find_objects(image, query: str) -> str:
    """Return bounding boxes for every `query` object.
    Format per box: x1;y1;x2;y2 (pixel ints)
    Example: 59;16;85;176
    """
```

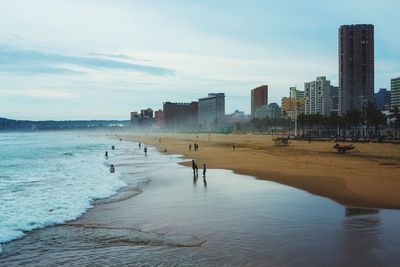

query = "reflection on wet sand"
341;207;382;266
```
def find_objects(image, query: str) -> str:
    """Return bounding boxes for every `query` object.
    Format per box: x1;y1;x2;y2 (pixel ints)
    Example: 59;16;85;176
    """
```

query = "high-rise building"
330;86;339;115
391;77;400;109
251;85;268;118
198;93;225;128
374;88;391;111
254;103;281;120
141;108;153;119
154;109;164;127
281;87;305;119
339;24;374;115
304;76;331;116
163;102;198;129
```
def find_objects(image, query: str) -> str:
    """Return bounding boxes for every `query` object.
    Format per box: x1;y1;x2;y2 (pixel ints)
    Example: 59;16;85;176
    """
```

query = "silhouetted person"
203;164;206;178
105;151;108;157
144;146;148;156
189;144;192;151
109;164;115;173
195;164;199;176
111;145;115;150
139;142;141;149
191;160;196;175
164;148;167;152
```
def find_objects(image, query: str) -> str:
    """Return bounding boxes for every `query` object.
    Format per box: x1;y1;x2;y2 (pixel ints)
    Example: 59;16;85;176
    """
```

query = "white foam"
0;133;126;243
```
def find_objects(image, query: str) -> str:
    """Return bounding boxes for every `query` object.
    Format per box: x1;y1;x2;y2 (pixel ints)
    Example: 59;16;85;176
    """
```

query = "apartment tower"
339;24;374;115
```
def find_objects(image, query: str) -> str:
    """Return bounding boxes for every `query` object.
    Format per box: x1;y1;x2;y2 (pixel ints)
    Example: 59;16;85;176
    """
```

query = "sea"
0;132;125;244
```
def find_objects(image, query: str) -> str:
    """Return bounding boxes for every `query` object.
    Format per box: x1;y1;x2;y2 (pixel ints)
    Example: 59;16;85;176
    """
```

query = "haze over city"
1;0;399;120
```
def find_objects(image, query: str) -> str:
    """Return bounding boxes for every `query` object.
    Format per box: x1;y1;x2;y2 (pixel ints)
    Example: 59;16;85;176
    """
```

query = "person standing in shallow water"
203;164;206;178
144;146;148;156
109;164;115;173
191;160;196;175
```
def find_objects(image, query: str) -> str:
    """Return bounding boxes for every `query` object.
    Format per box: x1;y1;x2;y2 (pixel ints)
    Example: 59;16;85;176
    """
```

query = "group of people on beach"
192;159;206;178
189;143;199;151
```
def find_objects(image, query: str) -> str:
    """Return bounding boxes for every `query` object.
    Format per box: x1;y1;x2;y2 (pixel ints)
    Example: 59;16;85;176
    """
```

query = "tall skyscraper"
198;93;225;128
339;24;374;115
304;76;331;116
251;85;268;118
391;77;400;109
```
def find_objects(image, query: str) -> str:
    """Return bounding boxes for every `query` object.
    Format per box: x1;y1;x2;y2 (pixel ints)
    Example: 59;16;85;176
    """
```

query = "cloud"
88;53;152;62
0;45;175;76
0;89;76;98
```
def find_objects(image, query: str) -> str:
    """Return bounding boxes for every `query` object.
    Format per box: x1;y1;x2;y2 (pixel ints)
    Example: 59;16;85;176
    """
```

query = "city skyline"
1;0;400;120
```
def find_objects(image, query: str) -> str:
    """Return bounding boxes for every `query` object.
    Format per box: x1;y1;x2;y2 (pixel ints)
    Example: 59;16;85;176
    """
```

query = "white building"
304;76;331;116
391;77;400;109
198;93;225;128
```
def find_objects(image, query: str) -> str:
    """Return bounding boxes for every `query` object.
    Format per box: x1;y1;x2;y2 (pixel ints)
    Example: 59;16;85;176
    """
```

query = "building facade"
198;93;225;128
254;103;281;120
374;88;391;111
251;85;268;118
391;77;400;109
281;87;305;120
330;86;339;115
304;76;332;116
339;24;374;115
163;102;198;129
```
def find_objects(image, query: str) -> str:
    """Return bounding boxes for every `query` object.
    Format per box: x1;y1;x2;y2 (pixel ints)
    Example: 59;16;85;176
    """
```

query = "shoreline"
121;132;400;209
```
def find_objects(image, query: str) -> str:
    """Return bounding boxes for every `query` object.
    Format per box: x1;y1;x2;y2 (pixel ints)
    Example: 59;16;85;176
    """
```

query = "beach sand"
123;133;400;209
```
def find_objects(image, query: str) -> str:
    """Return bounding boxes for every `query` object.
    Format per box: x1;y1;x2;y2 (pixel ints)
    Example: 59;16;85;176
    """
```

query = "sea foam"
0;133;125;243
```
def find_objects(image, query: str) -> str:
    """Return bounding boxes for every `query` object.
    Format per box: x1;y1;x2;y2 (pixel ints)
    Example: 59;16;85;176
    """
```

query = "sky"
0;0;399;120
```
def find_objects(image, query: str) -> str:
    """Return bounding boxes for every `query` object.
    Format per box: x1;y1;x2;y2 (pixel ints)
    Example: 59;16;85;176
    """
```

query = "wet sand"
123;133;400;209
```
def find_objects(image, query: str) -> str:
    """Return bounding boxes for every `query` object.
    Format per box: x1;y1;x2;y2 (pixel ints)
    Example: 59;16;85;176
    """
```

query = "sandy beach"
123;133;400;209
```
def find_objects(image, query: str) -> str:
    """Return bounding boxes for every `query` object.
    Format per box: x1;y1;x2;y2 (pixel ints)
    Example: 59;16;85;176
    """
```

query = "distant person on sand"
192;160;196;175
109;164;115;173
189;144;192;151
139;142;141;149
105;151;108;157
233;144;236;151
164;148;167;152
144;146;148;156
203;164;206;178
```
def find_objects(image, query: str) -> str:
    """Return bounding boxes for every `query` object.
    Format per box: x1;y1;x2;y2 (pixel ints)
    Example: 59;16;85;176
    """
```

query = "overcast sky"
1;0;399;120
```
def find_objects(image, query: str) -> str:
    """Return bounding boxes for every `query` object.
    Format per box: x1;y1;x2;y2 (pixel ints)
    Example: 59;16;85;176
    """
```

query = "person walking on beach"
144;146;148;156
105;151;108;158
139;142;141;149
195;164;199;176
109;164;115;173
191;160;196;175
203;164;207;178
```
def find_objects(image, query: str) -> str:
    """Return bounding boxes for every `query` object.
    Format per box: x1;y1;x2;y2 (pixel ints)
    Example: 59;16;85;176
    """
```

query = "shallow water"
1;133;400;266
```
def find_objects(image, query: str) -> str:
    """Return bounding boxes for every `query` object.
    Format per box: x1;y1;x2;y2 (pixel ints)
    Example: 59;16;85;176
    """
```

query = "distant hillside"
0;118;130;131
